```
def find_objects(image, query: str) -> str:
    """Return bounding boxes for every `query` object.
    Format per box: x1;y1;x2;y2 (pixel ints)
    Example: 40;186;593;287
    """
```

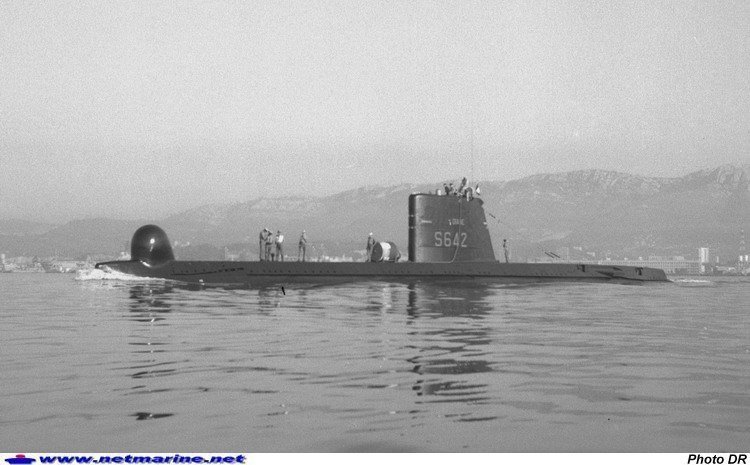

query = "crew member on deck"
258;228;269;261
265;230;274;261
275;230;284;261
366;233;376;261
298;230;307;262
503;239;510;263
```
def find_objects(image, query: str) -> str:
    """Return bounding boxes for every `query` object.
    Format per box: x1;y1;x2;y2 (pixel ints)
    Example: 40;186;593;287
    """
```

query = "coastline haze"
1;1;748;222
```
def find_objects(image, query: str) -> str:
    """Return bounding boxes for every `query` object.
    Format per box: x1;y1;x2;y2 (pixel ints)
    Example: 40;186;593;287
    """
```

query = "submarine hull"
95;259;669;284
95;194;670;284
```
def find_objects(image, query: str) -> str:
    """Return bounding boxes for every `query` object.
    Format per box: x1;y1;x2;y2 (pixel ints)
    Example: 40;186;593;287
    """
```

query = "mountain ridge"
1;164;747;262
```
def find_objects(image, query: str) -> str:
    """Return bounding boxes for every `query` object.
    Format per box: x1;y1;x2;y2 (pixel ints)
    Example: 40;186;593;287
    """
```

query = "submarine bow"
130;224;175;266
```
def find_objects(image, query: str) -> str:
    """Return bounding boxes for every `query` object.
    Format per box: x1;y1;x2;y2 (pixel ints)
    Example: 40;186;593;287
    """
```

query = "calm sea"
1;273;748;452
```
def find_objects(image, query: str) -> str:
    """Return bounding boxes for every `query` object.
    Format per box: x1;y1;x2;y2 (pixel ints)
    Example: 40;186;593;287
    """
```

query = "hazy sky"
2;1;748;221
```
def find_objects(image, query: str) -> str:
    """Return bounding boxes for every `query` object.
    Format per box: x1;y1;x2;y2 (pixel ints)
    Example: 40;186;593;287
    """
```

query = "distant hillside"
0;219;57;236
1;164;748;262
0;219;141;259
480;164;749;261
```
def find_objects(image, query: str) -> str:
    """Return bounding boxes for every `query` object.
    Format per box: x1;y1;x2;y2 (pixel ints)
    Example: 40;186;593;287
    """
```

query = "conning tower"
408;193;496;263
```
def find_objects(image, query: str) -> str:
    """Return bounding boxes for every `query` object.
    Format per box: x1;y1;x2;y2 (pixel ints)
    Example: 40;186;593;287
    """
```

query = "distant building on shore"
699;247;709;273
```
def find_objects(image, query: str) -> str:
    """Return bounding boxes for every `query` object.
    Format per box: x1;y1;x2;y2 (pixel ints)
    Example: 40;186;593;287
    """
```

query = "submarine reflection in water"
121;281;498;408
123;285;178;421
405;282;495;408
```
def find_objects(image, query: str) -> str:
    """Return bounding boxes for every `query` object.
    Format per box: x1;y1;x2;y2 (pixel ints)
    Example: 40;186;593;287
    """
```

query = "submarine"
95;192;669;284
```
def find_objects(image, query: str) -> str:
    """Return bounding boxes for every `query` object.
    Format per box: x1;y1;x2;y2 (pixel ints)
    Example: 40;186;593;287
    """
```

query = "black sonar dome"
131;224;175;266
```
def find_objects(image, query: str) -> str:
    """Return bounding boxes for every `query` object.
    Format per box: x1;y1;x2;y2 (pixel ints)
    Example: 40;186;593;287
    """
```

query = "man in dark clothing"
458;177;467;195
298;230;307;261
265;230;274;261
258;228;269;261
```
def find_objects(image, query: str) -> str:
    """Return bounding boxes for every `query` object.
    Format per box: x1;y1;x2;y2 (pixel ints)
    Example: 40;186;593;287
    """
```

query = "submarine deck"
95;259;669;284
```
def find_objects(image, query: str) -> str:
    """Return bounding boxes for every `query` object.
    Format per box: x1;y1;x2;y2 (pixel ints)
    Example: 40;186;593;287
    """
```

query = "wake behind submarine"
95;193;669;284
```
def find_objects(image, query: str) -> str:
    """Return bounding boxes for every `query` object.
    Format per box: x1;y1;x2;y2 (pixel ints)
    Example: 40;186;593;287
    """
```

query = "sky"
1;1;748;221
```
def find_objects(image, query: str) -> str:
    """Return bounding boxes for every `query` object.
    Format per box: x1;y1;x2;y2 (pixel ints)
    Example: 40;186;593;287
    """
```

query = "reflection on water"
120;281;503;423
111;278;750;442
128;284;174;321
124;285;177;419
2;274;748;451
405;283;494;410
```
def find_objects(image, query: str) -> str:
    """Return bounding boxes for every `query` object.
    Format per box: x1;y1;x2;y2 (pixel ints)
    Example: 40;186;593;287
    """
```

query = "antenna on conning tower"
470;113;475;183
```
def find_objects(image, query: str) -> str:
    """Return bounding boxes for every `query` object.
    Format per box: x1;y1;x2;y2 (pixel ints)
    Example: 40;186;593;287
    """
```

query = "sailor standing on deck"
503;239;510;263
275;230;284;261
298;230;307;262
265;229;274;261
258;228;269;261
366;233;375;261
